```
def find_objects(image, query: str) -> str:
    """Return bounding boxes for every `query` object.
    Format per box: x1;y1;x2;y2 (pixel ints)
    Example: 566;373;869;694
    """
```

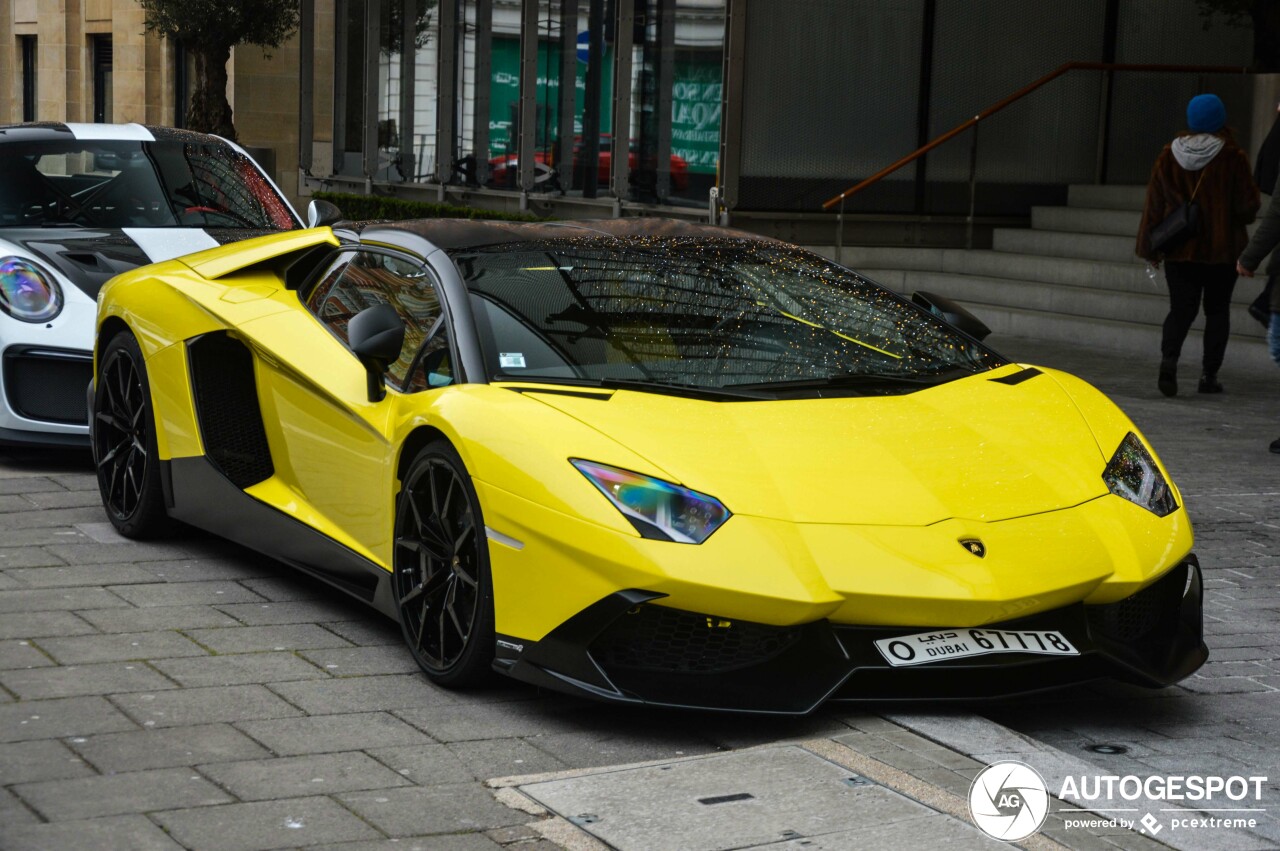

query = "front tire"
92;331;171;538
393;439;495;687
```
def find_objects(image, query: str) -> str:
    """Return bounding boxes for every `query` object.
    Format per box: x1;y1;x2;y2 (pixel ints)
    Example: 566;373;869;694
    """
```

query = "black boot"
1198;373;1223;394
1158;358;1177;397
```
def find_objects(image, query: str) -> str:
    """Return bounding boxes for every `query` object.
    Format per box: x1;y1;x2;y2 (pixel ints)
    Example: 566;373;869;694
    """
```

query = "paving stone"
140;558;282;583
217;599;367;625
108;580;270;607
0;494;35;512
36;631;207;664
184;623;355;653
0;695;138;742
0;547;68;568
0;814;186;851
269;673;455;714
321;619;404;646
13;767;232;820
111;684;304;728
0;476;66;495
0;610;97;639
519;730;721;770
68;722;274;773
305;836;504;851
299;644;421;676
45;472;99;491
4;563;164;588
198;751;414;800
241;575;328;601
365;743;476;785
0;586;131;613
0;505;104;529
77;604;242;632
0;661;175;700
152;651;328;687
154;796;382;851
338;783;527;836
392;699;585;743
21;489;110;509
0;739;97;784
0;639;54;669
447;738;570;779
237;712;436;756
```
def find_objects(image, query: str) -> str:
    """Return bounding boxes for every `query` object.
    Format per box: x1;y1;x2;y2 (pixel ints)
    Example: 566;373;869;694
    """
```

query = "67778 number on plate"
875;628;1079;667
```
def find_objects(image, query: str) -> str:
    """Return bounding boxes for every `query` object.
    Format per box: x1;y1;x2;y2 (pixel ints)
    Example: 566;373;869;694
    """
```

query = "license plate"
875;628;1079;667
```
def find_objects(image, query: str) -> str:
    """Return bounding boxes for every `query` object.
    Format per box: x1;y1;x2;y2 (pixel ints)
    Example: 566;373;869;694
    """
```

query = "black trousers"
1161;261;1237;374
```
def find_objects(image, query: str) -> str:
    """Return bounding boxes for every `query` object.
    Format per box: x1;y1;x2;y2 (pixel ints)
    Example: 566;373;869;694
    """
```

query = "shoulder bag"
1149;169;1207;255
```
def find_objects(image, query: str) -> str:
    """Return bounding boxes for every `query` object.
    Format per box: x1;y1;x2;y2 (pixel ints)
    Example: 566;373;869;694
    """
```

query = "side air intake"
187;332;274;488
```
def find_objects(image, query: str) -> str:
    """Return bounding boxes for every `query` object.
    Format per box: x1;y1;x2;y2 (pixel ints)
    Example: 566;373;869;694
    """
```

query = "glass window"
457;238;1003;395
0;139;296;229
92;35;113;124
20;37;37;123
306;250;452;392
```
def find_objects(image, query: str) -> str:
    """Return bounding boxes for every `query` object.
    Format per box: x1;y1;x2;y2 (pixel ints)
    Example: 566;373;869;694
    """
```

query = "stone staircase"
840;184;1273;371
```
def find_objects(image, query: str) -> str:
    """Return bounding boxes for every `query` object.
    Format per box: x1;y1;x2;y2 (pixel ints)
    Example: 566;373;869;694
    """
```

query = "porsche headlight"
1103;432;1177;517
0;256;63;323
571;459;731;544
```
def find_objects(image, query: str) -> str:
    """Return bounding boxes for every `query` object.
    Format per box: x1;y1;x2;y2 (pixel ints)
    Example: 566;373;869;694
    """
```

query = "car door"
241;246;452;569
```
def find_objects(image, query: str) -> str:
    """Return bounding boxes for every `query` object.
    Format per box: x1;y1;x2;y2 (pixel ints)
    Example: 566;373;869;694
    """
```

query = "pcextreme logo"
968;761;1050;841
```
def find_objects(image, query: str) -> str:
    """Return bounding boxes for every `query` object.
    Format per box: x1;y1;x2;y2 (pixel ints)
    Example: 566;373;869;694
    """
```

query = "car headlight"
1102;432;1177;517
0;256;63;323
571;459;731;544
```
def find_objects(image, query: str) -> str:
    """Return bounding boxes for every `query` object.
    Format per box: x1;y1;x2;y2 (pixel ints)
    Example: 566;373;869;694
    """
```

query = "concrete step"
1031;205;1143;237
1067;184;1146;211
848;247;1264;306
992;228;1136;263
859;268;1266;343
974;302;1275;373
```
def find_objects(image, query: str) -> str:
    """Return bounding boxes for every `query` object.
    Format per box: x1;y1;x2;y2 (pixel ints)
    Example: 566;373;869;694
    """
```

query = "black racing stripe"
989;367;1043;385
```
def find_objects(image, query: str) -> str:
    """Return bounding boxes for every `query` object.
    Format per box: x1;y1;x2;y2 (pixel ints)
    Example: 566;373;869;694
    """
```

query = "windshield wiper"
493;373;767;401
727;368;974;392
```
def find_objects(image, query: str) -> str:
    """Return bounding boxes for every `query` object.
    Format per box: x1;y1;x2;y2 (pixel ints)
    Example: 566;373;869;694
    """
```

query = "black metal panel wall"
737;0;925;212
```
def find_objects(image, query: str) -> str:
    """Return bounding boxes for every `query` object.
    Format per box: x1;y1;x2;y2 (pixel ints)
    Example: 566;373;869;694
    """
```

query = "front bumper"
495;557;1207;714
0;345;92;447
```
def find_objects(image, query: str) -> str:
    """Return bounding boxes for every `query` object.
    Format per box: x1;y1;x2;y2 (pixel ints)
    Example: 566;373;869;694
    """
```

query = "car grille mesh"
591;604;802;674
187;333;274;488
1086;563;1185;650
3;348;92;424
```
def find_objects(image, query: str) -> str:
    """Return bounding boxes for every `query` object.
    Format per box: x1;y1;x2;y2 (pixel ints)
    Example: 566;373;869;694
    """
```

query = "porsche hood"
525;367;1112;527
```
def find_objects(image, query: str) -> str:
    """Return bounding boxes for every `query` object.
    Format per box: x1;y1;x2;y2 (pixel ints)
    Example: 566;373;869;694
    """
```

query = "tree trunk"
187;43;237;141
1253;3;1280;72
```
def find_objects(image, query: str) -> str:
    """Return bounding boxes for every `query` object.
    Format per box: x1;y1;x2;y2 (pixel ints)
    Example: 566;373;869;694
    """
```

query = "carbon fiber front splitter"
493;557;1207;715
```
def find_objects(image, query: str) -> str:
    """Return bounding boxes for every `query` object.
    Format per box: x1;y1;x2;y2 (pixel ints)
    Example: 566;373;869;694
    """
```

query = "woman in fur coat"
1136;93;1260;396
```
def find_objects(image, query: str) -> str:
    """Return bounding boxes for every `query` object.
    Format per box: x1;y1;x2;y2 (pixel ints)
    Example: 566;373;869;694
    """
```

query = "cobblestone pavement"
0;331;1275;850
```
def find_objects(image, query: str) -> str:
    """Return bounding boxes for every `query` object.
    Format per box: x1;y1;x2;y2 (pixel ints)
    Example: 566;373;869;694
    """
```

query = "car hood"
525;367;1111;526
0;227;281;299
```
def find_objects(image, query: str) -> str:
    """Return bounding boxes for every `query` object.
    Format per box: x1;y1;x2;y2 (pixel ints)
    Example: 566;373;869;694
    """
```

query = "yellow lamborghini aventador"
89;218;1206;713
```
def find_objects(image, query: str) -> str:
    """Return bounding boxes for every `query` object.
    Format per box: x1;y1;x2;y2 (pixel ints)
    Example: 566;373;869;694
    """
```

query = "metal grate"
3;349;92;424
187;333;274;489
1086;563;1185;651
591;604;801;675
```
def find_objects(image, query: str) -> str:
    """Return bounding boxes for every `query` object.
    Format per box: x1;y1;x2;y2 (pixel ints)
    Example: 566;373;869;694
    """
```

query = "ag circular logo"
968;760;1050;841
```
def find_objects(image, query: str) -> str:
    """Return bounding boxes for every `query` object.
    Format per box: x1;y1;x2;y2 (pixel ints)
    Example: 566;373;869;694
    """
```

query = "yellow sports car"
90;219;1206;713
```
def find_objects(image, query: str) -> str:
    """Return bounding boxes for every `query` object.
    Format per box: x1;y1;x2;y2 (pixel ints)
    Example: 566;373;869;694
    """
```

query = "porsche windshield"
0;139;295;230
456;238;1006;394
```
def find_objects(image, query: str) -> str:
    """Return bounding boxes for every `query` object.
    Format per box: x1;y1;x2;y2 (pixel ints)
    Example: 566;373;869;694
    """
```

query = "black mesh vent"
591;604;802;675
1087;563;1186;653
3;349;92;424
187;333;273;488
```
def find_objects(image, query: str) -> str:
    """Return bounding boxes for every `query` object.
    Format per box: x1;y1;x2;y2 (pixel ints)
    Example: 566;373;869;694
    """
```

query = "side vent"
187;333;274;488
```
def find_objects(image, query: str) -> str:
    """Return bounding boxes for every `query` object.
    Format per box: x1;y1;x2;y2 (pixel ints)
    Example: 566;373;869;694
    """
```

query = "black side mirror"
348;304;405;402
911;291;992;342
307;199;344;228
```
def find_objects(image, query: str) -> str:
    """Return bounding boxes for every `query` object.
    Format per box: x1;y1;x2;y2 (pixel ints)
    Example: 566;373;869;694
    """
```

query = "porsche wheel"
394;440;495;686
92;331;171;538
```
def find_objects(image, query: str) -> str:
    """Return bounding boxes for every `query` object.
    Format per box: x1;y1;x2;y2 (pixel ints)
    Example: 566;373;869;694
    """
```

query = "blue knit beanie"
1187;94;1226;133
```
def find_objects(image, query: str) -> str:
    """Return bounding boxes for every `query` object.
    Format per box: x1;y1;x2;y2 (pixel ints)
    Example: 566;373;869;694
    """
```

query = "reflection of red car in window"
489;135;689;191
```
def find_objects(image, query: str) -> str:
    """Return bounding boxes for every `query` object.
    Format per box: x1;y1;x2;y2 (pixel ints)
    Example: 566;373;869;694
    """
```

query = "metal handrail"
821;61;1252;211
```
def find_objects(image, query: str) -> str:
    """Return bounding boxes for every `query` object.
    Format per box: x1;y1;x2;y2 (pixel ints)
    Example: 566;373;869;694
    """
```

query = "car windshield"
0;139;296;230
455;237;1006;396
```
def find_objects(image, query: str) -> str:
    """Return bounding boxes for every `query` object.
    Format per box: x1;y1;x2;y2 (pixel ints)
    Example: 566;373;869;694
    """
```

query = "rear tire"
393;439;495;687
92;331;171;538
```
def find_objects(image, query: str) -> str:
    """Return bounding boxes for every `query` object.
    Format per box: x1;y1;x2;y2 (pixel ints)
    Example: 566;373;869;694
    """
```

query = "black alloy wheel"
92;331;170;538
393;440;495;686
